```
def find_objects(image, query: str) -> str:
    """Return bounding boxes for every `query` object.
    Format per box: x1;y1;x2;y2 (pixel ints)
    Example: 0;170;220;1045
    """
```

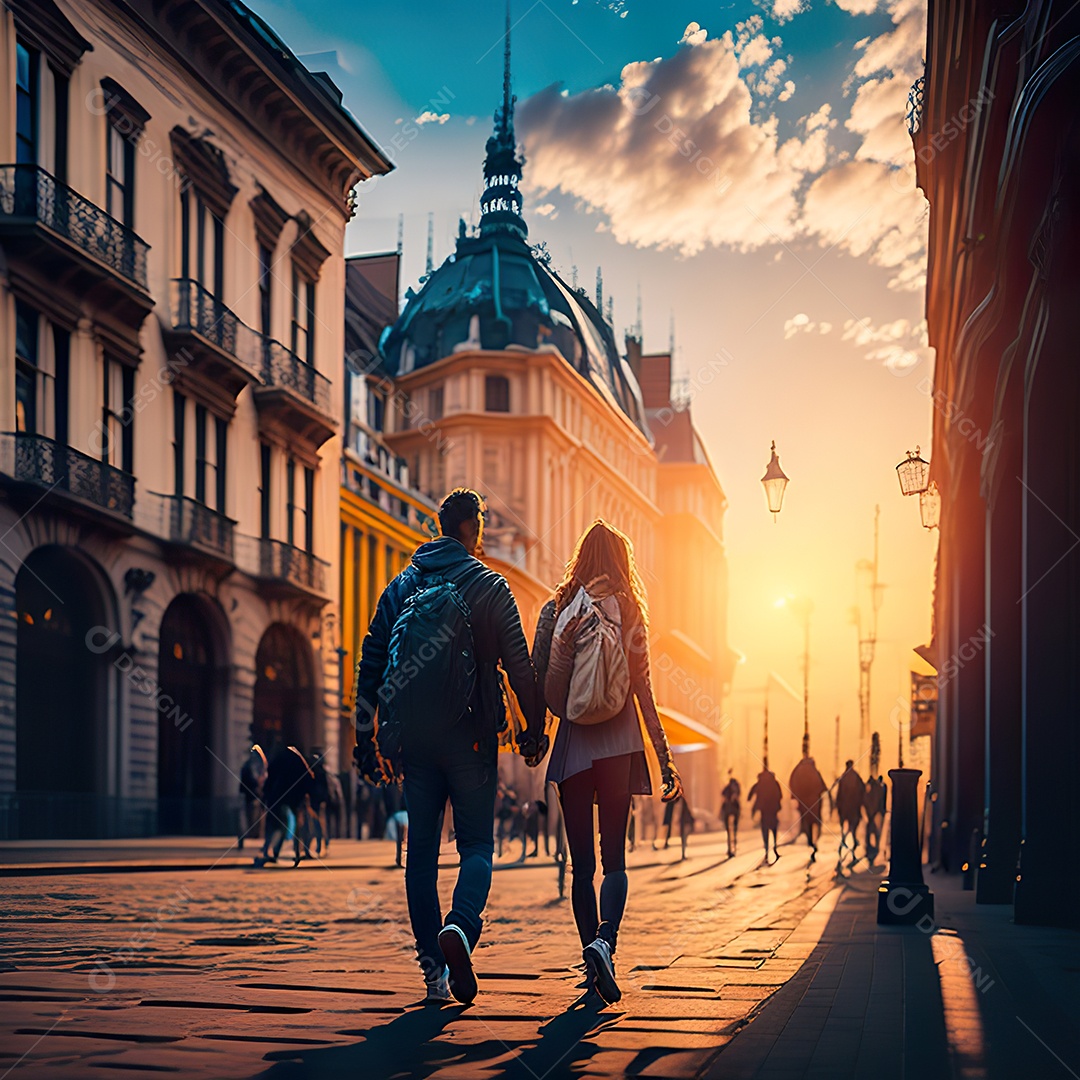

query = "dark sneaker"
438;924;477;1004
425;965;452;1003
583;937;621;1004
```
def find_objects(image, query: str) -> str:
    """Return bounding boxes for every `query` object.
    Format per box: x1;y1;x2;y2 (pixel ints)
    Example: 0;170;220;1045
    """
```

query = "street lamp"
919;480;941;529
896;446;930;496
761;441;790;520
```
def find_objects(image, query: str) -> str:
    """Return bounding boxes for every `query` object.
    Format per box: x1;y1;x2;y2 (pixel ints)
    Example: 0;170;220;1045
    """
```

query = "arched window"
485;375;510;413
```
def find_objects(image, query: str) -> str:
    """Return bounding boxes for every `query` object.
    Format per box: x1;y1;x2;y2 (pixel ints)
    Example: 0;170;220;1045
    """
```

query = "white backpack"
547;586;631;726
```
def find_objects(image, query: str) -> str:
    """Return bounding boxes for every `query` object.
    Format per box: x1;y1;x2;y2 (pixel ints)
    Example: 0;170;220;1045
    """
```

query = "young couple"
353;488;683;1007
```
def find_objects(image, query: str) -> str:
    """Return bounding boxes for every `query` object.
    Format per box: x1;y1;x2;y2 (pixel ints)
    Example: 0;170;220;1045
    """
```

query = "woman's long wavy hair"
553;520;649;626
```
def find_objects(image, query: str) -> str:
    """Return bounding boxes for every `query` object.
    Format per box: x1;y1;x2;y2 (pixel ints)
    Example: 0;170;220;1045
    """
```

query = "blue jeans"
403;730;498;978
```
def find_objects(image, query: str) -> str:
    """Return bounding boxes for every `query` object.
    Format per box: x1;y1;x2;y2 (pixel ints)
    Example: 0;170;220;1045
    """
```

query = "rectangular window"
290;266;315;361
385;543;395;586
53;327;69;445
367;533;378;621
53;72;69;183
305;280;316;364
286;458;296;546
215;417;228;514
195;198;206;285
258;245;272;338
15;41;37;165
173;391;186;496
105;123;134;226
180;188;191;281
485;374;510;412
303;466;315;553
14;301;39;434
429;385;444;420
291;266;304;357
259;443;271;539
367;388;384;432
194;403;208;503
212;214;225;299
351;526;363;658
102;359;133;472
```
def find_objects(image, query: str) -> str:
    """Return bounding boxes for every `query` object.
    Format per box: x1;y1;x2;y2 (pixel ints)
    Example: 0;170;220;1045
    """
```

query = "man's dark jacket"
354;536;539;757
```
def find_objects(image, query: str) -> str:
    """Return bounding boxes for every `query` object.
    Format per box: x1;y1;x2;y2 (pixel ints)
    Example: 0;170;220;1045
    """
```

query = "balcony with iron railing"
138;492;236;564
254;340;336;448
235;534;328;597
0;164;151;309
0;432;135;523
163;279;263;402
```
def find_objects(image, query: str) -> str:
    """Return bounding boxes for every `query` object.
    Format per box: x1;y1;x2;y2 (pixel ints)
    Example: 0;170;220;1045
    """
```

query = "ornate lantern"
896;446;930;496
919;480;941;529
761;441;790;520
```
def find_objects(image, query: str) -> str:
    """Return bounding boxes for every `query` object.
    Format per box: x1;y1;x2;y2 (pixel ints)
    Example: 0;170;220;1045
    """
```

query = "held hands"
518;728;550;768
660;759;684;803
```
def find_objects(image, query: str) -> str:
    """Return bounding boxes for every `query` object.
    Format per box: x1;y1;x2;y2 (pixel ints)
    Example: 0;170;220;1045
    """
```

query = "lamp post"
776;595;813;751
761;441;790;520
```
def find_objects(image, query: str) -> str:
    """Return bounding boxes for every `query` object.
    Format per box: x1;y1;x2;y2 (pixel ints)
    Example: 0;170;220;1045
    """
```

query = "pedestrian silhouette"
789;737;828;863
748;762;782;864
255;745;314;868
833;759;865;869
720;769;742;858
238;744;267;849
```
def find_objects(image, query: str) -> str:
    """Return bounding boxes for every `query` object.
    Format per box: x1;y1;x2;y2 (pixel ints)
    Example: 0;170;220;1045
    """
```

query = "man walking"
748;762;782;864
354;489;545;1004
833;759;865;869
720;769;741;858
789;737;828;863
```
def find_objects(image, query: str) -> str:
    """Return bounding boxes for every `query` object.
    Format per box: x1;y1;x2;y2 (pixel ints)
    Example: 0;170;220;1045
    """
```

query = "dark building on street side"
913;1;1080;925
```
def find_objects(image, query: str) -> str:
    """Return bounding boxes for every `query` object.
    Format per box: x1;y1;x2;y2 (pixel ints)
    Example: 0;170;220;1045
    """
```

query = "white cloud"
415;110;449;125
768;0;809;22
679;21;709;46
517;34;831;256
785;311;930;371
535;202;558;218
515;0;928;288
833;0;881;13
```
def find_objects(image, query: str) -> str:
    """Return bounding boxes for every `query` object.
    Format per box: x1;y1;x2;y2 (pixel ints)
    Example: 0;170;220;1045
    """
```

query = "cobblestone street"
0;828;845;1078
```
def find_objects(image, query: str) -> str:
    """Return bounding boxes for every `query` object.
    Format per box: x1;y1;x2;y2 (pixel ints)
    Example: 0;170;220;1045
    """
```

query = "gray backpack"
546;587;631;726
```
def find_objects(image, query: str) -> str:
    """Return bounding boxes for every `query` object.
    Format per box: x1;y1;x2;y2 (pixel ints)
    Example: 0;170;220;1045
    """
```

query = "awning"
657;705;723;749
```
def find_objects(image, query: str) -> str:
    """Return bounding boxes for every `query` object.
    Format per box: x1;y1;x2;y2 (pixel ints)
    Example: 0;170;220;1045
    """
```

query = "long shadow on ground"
252;992;618;1079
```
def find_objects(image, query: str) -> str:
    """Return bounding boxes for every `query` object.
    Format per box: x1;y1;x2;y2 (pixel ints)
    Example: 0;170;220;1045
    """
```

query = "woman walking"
533;520;682;1005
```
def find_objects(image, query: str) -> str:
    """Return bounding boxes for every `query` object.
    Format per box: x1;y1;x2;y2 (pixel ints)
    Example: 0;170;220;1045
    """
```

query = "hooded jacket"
354;536;539;756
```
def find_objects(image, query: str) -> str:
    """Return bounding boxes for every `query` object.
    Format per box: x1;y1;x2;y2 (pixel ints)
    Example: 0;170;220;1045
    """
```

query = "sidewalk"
701;871;1080;1079
0;836;569;876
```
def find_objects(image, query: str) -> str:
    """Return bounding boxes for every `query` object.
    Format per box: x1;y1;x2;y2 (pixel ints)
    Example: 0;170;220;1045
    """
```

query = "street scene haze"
1;0;1078;1077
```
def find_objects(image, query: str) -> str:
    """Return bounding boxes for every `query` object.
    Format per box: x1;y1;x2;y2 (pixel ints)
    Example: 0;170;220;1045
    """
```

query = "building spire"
480;2;527;240
501;1;513;141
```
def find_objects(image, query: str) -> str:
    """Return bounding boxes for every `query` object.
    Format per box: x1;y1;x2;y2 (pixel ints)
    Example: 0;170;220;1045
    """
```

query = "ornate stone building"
914;0;1080;924
0;0;388;836
342;32;736;813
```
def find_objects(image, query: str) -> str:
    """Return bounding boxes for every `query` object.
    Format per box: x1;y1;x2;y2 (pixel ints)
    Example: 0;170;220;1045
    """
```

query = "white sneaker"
425;965;452;1003
438;923;478;1003
583;937;621;1004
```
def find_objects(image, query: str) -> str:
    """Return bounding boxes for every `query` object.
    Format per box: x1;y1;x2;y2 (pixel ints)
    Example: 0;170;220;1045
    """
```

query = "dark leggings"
558;754;633;951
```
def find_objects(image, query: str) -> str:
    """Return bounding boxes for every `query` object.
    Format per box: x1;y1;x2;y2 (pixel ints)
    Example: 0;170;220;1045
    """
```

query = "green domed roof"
377;10;648;435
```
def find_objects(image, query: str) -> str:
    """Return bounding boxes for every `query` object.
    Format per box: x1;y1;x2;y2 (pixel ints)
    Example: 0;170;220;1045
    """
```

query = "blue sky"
249;0;935;779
